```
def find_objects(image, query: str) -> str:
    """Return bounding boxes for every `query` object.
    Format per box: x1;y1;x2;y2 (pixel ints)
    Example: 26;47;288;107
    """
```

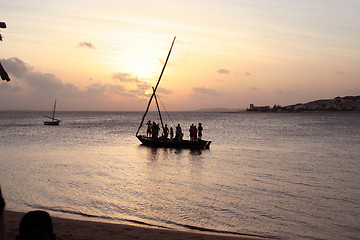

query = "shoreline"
5;210;274;240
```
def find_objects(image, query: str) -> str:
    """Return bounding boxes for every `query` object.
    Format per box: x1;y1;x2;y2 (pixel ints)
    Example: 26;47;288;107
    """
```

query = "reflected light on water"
1;111;359;239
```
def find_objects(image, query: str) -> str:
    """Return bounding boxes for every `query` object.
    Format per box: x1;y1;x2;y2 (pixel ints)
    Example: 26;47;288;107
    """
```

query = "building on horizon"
246;104;270;112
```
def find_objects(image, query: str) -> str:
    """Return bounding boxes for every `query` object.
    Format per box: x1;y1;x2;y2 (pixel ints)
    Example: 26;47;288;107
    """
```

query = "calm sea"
0;111;359;239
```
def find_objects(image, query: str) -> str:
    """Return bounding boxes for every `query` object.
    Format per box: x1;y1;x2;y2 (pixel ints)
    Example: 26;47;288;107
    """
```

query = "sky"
1;0;360;111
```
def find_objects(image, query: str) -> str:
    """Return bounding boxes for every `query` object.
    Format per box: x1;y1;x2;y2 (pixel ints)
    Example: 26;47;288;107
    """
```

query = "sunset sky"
1;0;359;111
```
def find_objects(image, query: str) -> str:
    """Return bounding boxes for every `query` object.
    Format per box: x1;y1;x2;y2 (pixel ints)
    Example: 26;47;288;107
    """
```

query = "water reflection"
2;111;359;240
189;149;202;155
138;144;207;168
140;146;173;162
139;145;205;162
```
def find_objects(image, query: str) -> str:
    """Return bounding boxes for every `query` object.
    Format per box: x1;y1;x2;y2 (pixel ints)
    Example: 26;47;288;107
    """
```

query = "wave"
28;204;169;229
28;204;272;238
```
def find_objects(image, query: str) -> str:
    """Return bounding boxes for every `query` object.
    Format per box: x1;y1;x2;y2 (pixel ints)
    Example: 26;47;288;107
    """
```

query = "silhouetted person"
189;124;193;141
198;123;203;140
17;210;56;240
163;124;169;138
152;122;159;139
175;124;183;140
189;124;197;141
170;127;174;141
146;120;152;137
193;124;197;140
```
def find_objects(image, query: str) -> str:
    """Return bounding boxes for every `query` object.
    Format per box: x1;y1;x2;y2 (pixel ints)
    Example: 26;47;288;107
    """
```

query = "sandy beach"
4;210;273;240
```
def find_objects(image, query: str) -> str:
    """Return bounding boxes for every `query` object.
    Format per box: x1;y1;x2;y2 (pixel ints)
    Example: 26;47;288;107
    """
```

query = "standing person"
194;124;198;141
175;124;182;140
189;124;197;141
170;127;174;141
146;120;152;137
179;125;183;140
0;186;5;240
189;124;194;141
152;122;159;139
198;123;203;140
163;124;169;138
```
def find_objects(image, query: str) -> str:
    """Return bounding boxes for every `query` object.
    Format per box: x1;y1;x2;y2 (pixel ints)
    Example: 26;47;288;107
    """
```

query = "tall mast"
136;36;176;136
52;99;57;120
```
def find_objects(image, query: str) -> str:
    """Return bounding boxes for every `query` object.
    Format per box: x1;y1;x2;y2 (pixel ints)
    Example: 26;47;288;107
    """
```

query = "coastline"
5;210;274;240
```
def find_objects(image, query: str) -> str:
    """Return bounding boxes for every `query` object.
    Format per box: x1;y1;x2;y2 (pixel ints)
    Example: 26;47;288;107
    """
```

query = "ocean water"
0;111;359;239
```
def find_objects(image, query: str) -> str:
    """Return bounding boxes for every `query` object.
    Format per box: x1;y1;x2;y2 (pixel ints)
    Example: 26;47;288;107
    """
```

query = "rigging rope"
157;94;176;128
150;104;161;124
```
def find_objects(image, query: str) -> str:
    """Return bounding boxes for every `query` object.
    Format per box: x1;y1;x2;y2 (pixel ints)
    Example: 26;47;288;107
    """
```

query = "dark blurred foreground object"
0;62;10;82
0;187;4;217
0;21;10;82
0;186;5;240
0;21;6;41
17;210;56;240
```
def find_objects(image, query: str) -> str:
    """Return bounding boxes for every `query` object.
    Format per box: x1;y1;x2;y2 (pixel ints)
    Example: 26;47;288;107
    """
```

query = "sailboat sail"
44;99;61;125
51;99;57;120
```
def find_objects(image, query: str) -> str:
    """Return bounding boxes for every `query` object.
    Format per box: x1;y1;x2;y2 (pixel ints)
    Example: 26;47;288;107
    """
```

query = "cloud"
0;57;156;110
29;72;78;94
335;71;345;75
85;83;108;95
108;84;126;94
193;87;221;96
217;69;230;74
1;57;111;98
112;72;139;82
0;82;21;92
137;82;152;91
84;82;137;98
1;57;31;78
78;42;95;49
158;87;172;94
128;89;144;96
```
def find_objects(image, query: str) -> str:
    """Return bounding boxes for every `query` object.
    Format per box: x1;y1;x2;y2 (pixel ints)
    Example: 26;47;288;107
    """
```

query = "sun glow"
125;55;161;79
103;53;160;81
103;38;169;81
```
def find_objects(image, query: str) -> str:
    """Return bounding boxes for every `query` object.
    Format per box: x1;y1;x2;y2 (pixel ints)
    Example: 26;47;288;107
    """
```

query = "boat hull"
137;135;211;149
44;120;60;125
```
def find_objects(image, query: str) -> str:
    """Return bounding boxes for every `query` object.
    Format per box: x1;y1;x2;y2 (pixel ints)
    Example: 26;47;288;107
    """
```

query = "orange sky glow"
1;0;360;111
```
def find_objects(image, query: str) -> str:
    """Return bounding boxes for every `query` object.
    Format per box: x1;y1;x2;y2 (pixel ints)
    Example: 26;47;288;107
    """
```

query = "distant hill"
245;95;360;112
199;95;360;113
284;95;360;112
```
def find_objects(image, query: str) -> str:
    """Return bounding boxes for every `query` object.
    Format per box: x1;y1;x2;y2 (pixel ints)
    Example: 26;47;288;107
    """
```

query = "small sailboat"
43;99;61;125
135;37;211;149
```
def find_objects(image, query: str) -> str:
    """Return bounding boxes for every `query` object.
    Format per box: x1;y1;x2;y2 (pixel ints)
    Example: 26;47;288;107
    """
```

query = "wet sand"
5;210;274;240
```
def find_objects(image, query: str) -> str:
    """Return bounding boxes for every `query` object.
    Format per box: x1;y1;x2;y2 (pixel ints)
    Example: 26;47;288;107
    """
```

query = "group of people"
189;123;203;141
147;120;175;140
146;121;161;139
146;120;203;141
1;186;55;240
